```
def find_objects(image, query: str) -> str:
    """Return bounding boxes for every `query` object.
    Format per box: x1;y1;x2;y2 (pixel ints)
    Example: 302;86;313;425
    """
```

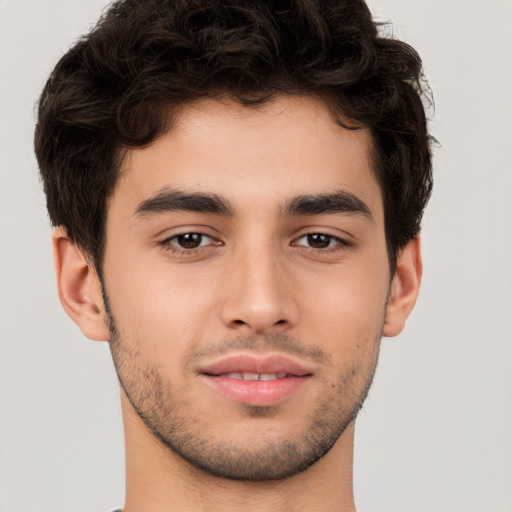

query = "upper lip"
200;353;313;377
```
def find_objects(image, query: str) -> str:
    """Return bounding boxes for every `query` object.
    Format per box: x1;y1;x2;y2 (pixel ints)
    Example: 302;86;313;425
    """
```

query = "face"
101;95;391;480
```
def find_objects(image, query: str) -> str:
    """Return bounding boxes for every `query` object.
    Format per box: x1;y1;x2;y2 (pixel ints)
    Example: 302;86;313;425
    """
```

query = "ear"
52;228;109;341
382;236;423;337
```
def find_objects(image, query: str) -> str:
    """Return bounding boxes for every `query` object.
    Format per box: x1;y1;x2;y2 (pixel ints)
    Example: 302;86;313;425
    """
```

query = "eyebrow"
134;188;372;222
135;189;234;217
283;191;373;221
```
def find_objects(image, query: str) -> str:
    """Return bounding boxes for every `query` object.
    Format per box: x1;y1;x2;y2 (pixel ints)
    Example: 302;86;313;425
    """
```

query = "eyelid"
157;227;353;256
291;231;353;251
163;231;213;245
159;231;223;255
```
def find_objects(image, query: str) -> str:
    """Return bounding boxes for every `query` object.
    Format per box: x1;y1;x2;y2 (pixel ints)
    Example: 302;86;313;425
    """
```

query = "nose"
220;242;298;334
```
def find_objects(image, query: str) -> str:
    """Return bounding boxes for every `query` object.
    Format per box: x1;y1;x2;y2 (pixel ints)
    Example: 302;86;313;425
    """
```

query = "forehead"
113;95;382;221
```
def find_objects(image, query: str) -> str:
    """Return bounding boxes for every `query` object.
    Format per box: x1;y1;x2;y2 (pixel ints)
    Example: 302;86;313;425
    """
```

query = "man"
34;0;433;510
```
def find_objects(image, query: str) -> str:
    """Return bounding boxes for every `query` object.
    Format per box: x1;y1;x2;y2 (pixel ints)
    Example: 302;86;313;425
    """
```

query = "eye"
163;232;216;250
293;233;348;250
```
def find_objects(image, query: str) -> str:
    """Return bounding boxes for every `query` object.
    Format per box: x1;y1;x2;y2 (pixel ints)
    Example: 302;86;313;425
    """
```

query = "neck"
120;393;357;512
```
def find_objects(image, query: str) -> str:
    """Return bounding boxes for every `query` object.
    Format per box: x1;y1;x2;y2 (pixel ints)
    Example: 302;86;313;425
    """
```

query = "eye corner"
159;231;223;256
292;232;352;251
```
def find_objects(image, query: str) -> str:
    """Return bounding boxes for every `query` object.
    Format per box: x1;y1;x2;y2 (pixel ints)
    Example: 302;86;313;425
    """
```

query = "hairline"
83;91;398;277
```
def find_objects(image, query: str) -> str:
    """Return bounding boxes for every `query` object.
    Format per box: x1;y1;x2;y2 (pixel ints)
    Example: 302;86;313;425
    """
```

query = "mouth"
216;372;288;381
199;354;313;407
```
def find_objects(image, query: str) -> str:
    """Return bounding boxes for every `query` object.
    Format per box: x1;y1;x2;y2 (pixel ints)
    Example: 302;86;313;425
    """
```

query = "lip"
201;353;313;376
199;353;313;407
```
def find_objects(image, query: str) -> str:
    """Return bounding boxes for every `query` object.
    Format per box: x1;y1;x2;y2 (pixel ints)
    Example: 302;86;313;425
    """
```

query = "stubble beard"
105;307;382;482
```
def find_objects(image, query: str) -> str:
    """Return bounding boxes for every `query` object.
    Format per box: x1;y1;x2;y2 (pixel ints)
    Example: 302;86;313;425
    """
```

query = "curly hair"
34;0;433;272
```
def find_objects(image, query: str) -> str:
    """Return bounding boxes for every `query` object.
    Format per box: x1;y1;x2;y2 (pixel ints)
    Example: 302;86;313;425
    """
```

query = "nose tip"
220;251;298;334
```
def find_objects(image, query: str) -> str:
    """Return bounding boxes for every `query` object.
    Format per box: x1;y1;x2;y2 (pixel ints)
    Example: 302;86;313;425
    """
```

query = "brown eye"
293;233;348;250
164;232;215;250
306;233;331;248
176;233;203;248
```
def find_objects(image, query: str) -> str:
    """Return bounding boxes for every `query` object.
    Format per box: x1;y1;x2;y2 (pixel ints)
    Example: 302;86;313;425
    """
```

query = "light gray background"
1;1;511;511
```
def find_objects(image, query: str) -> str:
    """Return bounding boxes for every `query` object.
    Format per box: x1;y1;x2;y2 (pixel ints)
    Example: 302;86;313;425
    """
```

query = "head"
35;0;432;274
35;0;432;482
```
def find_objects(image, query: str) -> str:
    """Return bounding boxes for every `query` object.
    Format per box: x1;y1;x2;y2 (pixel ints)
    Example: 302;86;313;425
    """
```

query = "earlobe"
382;236;423;337
52;228;109;341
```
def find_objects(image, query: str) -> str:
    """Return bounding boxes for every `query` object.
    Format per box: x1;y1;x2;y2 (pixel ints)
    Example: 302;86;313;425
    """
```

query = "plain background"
1;1;511;511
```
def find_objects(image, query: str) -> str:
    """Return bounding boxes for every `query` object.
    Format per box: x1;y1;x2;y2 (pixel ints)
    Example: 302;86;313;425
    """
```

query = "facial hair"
105;302;382;482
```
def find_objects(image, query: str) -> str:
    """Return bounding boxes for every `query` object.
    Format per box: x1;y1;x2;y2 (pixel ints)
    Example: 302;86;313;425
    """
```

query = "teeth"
225;372;287;381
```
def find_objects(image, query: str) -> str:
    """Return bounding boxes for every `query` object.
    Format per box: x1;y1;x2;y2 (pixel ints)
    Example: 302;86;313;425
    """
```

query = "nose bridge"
221;234;296;333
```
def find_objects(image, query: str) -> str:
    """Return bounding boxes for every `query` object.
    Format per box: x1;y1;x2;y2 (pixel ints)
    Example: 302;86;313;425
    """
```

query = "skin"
53;95;422;512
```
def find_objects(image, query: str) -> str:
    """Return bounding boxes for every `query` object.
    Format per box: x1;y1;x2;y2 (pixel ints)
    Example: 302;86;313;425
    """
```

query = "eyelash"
291;233;351;252
160;231;351;255
160;232;219;255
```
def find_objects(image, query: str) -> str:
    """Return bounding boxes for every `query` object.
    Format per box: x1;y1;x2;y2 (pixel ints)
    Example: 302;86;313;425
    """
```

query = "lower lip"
201;375;311;406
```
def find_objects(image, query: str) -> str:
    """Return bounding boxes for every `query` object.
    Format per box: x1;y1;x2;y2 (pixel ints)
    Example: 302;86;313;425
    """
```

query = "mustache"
106;306;330;366
188;333;329;365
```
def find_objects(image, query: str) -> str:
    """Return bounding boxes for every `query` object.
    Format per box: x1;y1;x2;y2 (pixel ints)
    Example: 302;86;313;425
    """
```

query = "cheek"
300;259;389;352
104;257;222;354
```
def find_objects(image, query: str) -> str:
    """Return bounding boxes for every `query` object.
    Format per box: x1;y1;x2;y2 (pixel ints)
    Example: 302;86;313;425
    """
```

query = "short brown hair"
35;0;433;271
